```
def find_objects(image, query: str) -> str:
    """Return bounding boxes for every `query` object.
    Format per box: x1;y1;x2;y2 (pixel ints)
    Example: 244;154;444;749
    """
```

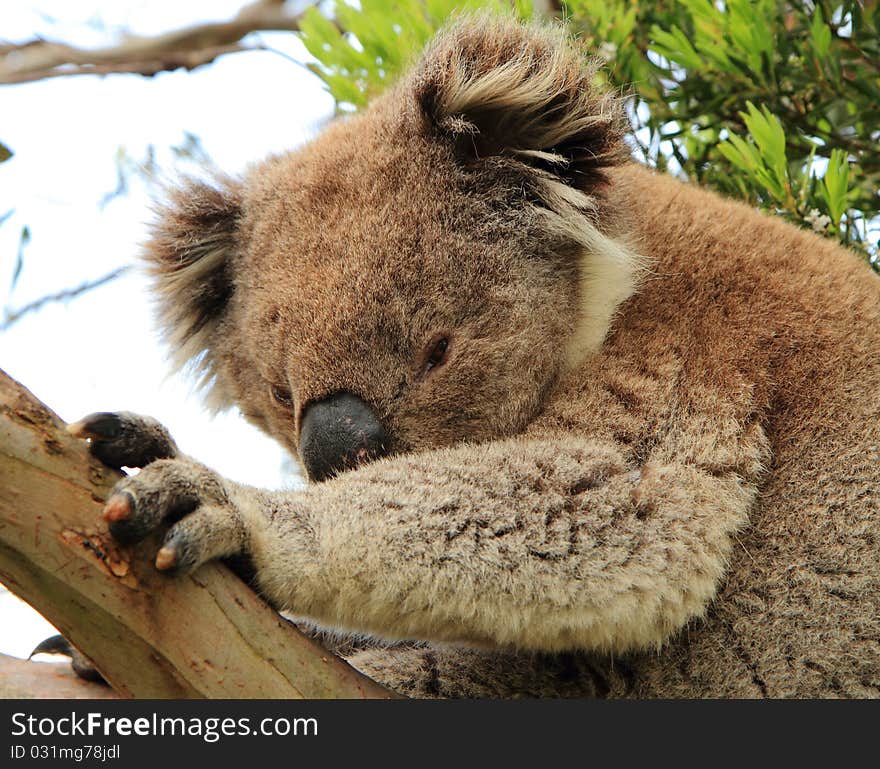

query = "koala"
70;17;880;697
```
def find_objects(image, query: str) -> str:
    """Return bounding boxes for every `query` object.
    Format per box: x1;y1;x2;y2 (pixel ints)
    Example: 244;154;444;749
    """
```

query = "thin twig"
2;266;130;331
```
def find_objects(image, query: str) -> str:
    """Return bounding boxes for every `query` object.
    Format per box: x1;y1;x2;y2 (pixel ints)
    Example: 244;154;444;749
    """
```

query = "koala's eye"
423;335;450;374
270;385;293;407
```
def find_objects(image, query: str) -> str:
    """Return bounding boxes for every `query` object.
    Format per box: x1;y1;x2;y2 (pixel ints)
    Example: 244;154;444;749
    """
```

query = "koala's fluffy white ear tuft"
414;16;626;191
143;177;241;400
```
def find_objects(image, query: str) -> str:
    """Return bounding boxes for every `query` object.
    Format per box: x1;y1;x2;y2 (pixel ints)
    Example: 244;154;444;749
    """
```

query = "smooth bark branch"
0;369;397;699
0;2;314;85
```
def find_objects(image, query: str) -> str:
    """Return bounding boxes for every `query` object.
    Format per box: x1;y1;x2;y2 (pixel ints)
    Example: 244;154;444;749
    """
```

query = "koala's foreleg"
83;415;757;655
251;438;756;653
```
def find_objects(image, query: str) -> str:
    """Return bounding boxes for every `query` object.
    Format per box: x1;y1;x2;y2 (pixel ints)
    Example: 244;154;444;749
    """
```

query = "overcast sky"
0;1;333;659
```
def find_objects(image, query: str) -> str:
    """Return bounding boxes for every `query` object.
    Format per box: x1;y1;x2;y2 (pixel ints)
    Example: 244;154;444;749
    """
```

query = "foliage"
299;0;879;266
570;0;878;262
297;0;535;110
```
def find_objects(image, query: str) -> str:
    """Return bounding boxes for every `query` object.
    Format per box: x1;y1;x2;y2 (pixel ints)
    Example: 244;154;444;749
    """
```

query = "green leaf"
0;142;12;163
739;102;788;199
650;25;704;70
716;102;792;206
718;135;760;173
810;7;832;60
323;72;369;109
511;0;534;19
819;148;851;225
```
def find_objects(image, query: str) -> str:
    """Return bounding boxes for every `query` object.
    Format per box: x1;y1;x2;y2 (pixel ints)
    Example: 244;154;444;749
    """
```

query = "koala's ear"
143;177;242;394
414;17;625;190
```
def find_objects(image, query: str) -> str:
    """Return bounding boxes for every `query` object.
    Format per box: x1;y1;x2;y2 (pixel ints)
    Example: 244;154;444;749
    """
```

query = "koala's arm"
254;438;755;652
87;403;763;654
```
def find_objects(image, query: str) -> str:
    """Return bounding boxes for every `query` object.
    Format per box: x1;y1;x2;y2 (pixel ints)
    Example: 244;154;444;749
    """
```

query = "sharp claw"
155;546;178;571
103;493;133;522
30;634;74;659
31;635;107;685
66;412;122;441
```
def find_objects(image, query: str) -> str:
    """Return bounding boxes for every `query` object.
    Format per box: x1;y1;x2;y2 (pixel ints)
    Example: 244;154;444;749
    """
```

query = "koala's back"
564;168;880;697
550;164;880;697
346;165;880;699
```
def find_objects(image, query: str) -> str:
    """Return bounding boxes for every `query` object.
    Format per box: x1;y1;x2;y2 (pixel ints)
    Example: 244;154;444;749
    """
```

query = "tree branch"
2;267;130;331
0;652;119;699
0;368;398;699
0;2;317;85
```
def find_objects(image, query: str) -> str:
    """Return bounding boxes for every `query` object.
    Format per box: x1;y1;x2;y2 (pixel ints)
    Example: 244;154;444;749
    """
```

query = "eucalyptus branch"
0;2;320;85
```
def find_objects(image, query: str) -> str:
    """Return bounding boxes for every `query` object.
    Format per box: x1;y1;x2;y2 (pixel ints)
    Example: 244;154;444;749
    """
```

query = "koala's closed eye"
270;385;294;407
421;334;450;376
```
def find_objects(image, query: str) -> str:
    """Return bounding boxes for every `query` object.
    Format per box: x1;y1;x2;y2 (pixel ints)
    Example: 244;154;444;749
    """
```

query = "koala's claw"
102;458;247;575
30;635;107;685
67;411;178;470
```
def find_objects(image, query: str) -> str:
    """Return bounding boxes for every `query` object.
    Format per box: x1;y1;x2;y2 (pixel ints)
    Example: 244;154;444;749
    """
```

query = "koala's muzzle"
299;392;390;482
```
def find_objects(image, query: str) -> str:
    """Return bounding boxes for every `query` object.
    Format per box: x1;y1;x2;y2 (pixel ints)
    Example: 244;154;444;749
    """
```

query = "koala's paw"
67;411;178;470
101;458;249;576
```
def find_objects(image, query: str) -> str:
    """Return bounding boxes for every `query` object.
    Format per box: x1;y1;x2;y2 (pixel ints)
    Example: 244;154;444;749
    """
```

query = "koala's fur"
131;18;880;697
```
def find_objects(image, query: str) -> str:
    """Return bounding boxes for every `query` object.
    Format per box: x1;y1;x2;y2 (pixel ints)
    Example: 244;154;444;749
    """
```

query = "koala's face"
147;19;636;482
225;107;583;475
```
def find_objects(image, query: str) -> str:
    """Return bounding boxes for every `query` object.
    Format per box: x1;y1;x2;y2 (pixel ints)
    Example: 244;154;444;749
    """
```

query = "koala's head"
145;17;642;482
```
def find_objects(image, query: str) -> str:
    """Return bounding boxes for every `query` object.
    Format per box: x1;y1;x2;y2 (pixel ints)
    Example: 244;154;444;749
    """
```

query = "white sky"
0;1;333;660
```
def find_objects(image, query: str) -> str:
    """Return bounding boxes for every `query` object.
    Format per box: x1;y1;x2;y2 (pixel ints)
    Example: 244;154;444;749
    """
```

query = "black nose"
299;392;390;482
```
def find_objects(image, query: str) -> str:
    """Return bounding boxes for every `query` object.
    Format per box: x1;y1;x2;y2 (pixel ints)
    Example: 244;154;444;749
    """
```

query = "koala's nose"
299;392;390;482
